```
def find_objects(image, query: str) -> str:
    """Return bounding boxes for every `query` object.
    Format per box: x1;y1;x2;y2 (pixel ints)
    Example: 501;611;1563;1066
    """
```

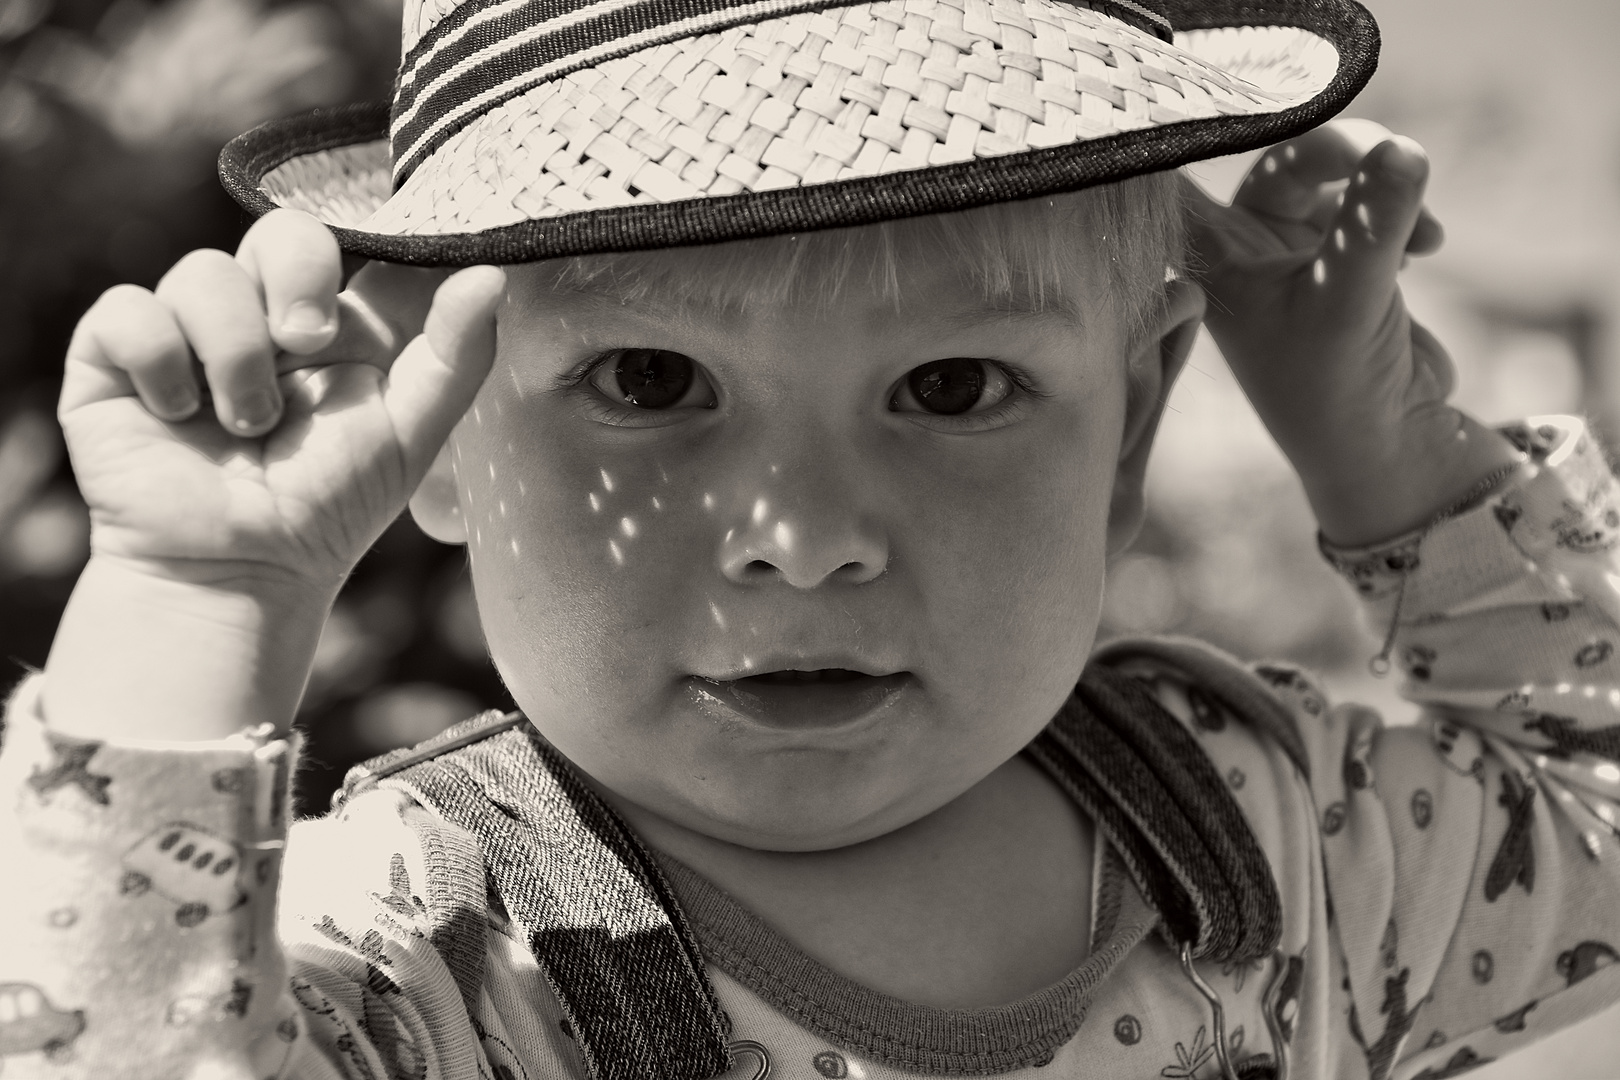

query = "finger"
1408;209;1445;257
1312;137;1430;300
273;262;451;378
236;209;343;356
1235;119;1398;221
62;285;199;421
155;249;282;435
383;266;505;481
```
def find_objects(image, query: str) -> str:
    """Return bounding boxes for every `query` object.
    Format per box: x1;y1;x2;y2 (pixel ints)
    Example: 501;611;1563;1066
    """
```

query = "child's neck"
611;755;1094;1010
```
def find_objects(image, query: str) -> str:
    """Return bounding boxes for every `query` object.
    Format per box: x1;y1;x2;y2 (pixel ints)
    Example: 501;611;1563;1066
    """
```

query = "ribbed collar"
652;842;1159;1074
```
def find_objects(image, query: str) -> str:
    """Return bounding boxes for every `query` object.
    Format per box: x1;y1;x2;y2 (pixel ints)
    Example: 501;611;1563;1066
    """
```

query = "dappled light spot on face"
511;539;520;557
1263;156;1279;174
752;498;769;525
499;500;507;518
609;540;625;565
709;600;727;629
703;493;715;512
589;492;601;513
1312;259;1327;285
600;469;615;493
1333;228;1346;252
773;522;794;550
652;497;663;511
621;517;638;538
1355;202;1371;232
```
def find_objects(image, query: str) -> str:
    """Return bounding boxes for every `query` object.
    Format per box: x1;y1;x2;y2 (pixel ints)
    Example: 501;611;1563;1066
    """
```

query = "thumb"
1311;137;1429;305
1182;176;1246;270
383;265;506;482
1182;174;1299;277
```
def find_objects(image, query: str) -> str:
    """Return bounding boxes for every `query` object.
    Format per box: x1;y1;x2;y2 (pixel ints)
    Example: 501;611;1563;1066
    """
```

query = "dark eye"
890;358;1013;416
588;349;715;410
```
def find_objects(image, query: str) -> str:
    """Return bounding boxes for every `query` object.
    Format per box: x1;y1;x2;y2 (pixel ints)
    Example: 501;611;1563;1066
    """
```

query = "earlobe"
409;439;468;544
1106;278;1207;557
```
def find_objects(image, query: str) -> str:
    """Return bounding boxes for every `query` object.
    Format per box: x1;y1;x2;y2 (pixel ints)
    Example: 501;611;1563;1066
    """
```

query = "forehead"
504;201;1106;327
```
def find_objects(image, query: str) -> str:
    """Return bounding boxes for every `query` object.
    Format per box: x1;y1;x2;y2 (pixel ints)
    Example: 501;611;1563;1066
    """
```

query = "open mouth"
738;668;872;686
687;669;911;729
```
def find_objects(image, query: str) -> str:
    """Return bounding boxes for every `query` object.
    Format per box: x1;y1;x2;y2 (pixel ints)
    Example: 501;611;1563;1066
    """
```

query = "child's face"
417;233;1187;852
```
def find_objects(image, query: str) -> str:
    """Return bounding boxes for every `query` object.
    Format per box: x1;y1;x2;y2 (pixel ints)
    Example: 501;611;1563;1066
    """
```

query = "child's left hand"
1186;119;1522;547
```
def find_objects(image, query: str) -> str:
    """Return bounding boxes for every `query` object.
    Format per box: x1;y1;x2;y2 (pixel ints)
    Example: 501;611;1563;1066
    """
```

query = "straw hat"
219;0;1377;265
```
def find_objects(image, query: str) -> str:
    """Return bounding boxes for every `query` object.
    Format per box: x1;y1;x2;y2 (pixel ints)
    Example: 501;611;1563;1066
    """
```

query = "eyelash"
902;364;1045;433
555;351;710;428
557;351;1045;430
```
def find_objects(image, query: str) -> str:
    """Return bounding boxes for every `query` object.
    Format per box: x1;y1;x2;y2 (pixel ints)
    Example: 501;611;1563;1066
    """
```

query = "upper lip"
691;653;905;683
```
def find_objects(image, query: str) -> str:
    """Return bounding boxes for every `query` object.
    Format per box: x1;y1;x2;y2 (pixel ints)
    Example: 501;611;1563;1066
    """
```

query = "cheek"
893;409;1120;708
449;391;717;710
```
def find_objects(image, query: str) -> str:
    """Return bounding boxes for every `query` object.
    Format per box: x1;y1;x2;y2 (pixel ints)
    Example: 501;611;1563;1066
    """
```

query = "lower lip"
684;673;913;731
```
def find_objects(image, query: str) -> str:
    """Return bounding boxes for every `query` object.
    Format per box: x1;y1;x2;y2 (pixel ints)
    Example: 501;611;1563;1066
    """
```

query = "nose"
718;465;889;589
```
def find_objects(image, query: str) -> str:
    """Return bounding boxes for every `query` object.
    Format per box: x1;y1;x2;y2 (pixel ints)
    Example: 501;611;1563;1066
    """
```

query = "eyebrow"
936;297;1084;331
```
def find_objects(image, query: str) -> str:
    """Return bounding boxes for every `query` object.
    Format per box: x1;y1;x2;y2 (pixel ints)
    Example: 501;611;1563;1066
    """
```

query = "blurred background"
0;0;1614;1073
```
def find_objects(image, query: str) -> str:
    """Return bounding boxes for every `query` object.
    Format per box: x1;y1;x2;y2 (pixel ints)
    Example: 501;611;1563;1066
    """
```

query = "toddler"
4;0;1620;1078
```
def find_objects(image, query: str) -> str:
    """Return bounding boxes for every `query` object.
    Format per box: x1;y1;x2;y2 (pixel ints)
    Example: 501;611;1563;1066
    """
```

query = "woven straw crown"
220;0;1379;264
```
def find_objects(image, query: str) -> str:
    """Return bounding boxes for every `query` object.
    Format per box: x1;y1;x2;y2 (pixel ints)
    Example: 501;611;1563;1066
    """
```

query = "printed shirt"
5;416;1620;1080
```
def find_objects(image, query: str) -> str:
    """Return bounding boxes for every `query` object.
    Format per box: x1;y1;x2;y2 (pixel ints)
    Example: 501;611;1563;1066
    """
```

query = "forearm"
42;555;337;741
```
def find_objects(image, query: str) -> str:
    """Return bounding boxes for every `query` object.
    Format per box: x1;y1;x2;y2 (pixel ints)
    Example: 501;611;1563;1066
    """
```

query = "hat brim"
220;0;1377;266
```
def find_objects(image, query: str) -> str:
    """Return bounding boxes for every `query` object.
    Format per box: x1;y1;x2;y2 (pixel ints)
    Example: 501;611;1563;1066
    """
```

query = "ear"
1107;277;1206;557
409;437;468;544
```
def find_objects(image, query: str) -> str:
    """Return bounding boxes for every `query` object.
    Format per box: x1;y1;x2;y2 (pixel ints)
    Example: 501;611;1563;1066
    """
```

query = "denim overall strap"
1027;664;1285;965
340;712;734;1080
1090;635;1311;780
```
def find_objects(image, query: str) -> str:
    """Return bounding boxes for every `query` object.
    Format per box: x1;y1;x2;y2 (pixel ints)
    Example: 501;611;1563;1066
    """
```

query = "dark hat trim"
219;0;1377;268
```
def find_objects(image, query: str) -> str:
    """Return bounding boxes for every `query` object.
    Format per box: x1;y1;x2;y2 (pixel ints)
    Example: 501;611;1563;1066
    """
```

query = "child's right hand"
44;209;503;741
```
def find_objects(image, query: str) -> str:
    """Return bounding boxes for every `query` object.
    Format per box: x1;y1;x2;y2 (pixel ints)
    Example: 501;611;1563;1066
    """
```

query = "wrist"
1301;412;1525;548
41;555;339;742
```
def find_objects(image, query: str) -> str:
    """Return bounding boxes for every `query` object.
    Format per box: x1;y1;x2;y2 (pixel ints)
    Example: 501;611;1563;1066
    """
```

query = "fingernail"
164;383;198;417
1380;144;1426;182
281;300;334;338
234;388;280;431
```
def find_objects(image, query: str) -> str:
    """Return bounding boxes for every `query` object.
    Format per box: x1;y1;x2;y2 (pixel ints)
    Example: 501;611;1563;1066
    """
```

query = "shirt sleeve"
1300;416;1620;1079
0;674;508;1080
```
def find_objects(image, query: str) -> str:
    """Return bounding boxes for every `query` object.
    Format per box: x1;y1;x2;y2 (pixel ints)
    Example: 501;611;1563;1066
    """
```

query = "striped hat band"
389;0;1173;185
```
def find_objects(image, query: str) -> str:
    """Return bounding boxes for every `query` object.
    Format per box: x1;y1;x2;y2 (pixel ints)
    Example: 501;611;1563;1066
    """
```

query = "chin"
648;757;971;852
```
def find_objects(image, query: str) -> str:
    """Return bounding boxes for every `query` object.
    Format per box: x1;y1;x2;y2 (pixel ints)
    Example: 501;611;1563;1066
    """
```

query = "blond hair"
531;170;1187;340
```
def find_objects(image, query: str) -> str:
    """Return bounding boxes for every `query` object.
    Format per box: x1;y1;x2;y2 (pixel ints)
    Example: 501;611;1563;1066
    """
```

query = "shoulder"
1092;633;1317;778
1085;634;1331;956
